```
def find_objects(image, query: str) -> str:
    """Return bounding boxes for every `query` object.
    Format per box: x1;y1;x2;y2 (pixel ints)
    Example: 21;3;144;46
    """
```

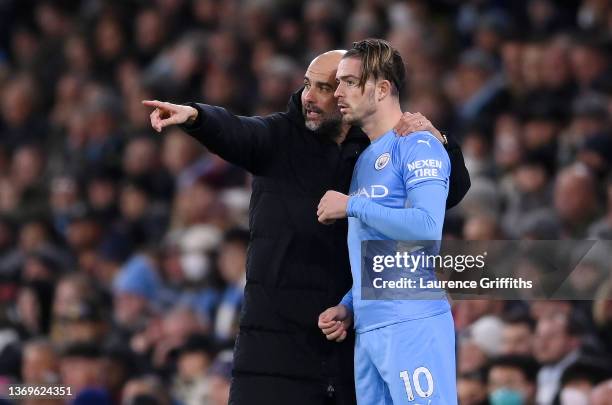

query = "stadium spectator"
14;280;54;338
487;355;539;405
533;312;584;404
207;350;233;405
558;359;612;405
569;37;611;91
171;334;216;405
213;228;248;343
121;374;172;405
59;342;110;399
457;370;488;405
553;164;600;238
112;254;161;341
20;339;58;384
500;312;535;356
458;315;504;374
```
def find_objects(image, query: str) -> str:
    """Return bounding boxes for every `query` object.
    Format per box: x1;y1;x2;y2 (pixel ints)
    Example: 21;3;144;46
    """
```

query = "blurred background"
0;0;611;404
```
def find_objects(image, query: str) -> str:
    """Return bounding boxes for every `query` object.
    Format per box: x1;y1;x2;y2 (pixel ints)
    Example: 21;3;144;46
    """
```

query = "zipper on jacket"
326;382;335;398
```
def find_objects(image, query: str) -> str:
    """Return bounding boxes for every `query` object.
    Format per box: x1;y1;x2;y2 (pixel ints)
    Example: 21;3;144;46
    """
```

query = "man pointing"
143;50;470;405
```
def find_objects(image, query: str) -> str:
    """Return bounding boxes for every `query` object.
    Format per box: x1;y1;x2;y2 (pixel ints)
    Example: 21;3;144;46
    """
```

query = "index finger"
142;100;167;109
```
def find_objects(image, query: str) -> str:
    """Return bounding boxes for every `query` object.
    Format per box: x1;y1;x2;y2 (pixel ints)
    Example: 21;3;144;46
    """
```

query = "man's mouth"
337;103;349;113
305;107;322;119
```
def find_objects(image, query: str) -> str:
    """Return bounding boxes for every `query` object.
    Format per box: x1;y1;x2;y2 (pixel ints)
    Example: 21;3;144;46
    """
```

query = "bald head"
302;50;346;137
308;50;347;75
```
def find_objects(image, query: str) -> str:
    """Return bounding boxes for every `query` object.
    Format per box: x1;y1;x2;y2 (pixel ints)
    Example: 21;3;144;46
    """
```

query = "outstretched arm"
143;100;277;174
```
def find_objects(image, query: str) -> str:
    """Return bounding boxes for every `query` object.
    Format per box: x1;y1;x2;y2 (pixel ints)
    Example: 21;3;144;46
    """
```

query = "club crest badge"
375;153;391;170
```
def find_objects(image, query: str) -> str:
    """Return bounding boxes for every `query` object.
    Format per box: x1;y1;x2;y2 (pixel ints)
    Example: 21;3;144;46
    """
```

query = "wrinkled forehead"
305;59;338;86
305;51;346;84
304;66;336;86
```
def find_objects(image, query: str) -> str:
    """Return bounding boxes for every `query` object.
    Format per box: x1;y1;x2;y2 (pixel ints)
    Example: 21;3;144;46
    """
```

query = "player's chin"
341;114;356;125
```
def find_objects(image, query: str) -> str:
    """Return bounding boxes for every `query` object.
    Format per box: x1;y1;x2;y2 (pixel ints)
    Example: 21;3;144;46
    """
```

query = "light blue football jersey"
341;130;451;333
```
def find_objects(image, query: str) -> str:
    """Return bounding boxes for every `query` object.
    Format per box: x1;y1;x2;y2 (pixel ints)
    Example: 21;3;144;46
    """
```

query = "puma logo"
417;139;431;147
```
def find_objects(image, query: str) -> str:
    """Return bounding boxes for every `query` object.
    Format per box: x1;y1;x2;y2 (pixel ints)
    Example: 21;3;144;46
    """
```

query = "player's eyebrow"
337;74;359;81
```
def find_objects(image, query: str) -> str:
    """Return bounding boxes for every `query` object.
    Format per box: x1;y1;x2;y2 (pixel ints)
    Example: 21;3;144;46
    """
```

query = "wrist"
186;106;198;124
346;196;355;217
339;304;351;318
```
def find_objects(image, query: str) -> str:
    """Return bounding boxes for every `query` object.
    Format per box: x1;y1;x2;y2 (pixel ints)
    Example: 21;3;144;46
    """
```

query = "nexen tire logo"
351;185;389;198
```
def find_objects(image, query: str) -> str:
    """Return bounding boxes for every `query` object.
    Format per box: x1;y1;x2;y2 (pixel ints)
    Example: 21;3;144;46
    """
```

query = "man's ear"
377;80;392;102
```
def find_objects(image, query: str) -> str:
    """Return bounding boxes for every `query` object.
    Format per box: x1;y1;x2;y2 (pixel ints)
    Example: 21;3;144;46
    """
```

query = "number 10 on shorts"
399;367;434;401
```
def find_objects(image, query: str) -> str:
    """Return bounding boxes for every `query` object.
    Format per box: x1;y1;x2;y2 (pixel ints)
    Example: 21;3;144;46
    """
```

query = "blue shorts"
354;310;457;405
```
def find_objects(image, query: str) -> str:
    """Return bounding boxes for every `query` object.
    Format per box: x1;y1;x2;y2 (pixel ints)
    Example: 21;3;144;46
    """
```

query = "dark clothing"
180;89;470;404
230;373;358;405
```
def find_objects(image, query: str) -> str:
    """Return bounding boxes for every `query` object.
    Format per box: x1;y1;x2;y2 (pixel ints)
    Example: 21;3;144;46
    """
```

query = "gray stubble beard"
305;110;343;140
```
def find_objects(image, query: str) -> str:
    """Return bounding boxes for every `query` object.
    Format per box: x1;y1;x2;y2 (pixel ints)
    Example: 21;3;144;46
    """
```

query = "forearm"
348;199;441;240
180;103;220;141
347;183;447;241
179;103;272;172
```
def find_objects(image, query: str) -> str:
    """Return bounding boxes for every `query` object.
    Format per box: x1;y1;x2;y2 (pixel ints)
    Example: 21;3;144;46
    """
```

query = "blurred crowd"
0;0;611;404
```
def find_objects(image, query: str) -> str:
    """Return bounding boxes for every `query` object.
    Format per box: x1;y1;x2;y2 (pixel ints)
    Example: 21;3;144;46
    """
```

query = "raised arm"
346;182;447;241
143;100;277;174
317;132;450;240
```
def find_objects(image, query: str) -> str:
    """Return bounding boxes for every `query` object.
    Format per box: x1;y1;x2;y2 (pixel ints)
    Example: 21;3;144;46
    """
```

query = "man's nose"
334;84;343;98
304;87;315;102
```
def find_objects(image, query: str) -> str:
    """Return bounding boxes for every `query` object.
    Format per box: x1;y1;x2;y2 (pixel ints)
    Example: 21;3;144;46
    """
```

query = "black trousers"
229;373;357;405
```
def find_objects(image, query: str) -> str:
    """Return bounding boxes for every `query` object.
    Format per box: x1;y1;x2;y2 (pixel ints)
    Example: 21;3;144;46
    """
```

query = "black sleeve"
179;102;277;174
445;135;471;209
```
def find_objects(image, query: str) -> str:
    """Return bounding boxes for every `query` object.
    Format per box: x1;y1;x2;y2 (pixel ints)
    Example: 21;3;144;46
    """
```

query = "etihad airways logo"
350;185;389;198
